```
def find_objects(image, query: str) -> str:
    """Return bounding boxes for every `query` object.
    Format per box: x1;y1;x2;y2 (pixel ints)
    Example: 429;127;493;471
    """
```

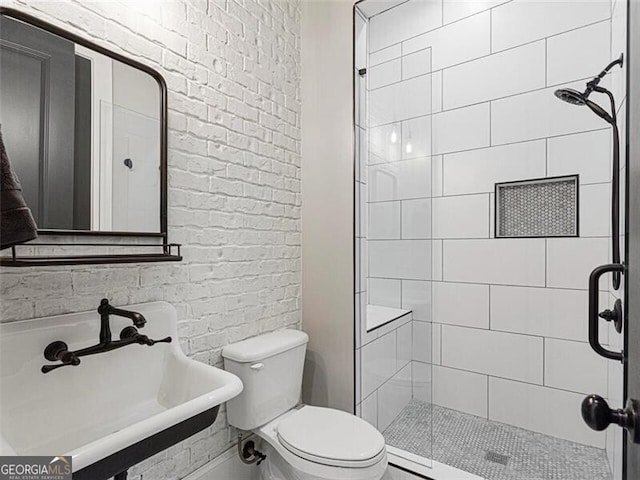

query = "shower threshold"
383;400;612;480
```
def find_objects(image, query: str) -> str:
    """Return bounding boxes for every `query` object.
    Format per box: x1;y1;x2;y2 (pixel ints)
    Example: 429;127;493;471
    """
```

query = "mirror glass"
0;15;162;233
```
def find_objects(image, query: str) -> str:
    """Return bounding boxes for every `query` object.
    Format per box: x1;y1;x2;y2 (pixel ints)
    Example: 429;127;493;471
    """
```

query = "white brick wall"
0;1;301;478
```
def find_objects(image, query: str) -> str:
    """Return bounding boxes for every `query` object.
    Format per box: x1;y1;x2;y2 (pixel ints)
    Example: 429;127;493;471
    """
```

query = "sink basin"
0;301;243;478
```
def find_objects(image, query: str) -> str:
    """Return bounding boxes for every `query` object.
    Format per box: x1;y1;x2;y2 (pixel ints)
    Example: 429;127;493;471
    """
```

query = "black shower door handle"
588;263;624;362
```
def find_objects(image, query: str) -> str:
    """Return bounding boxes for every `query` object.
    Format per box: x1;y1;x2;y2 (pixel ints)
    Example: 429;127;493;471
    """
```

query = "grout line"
545;38;548;88
488;284;492;330
544;238;548;288
367;232;608;241
423;361;593;398
542;337;546;386
488;101;492;146
486;375;490;419
366;276;611;293
369;67;611;126
425;319;605;345
489;7;493;54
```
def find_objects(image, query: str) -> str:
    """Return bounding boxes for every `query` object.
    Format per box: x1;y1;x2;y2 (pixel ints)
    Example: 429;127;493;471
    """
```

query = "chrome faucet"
41;298;171;374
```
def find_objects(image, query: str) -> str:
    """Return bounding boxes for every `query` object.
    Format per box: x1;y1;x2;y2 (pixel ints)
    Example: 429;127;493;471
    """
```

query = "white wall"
0;1;301;479
357;0;624;456
300;0;355;413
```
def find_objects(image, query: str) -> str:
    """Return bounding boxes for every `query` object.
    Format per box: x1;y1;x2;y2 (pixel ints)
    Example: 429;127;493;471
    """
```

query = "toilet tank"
222;329;309;430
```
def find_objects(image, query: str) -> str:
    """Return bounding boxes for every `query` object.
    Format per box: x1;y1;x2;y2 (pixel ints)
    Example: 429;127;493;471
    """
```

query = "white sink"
0;301;243;473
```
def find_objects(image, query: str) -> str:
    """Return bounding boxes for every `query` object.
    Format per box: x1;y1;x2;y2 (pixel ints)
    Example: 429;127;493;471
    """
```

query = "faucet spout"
41;299;171;374
98;298;147;330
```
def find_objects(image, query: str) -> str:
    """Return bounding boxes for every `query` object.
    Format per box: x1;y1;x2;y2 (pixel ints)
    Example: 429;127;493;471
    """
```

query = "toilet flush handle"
250;363;264;370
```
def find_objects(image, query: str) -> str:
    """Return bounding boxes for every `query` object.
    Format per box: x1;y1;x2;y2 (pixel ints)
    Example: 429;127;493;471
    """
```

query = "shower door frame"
624;0;640;477
351;1;435;477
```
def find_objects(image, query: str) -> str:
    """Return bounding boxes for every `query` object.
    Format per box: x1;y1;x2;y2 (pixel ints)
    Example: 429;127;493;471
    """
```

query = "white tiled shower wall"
0;1;301;479
356;0;627;474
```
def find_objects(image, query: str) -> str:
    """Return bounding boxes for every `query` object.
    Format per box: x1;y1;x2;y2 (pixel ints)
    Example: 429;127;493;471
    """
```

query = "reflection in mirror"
0;15;161;233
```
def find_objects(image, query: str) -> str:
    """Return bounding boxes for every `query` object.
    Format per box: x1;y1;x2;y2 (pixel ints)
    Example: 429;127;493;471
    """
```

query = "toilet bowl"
222;330;387;480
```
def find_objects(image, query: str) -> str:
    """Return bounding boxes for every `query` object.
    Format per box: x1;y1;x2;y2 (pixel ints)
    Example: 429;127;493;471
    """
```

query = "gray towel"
0;127;38;250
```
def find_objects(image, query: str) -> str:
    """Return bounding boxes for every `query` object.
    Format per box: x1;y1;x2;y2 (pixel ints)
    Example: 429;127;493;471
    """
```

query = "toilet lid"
277;406;386;468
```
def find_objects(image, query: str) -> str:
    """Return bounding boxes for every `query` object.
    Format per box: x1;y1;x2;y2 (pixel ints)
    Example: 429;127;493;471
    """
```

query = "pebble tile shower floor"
383;400;612;480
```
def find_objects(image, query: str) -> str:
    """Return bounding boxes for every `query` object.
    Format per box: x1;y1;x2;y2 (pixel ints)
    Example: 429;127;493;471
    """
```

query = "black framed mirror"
0;8;180;265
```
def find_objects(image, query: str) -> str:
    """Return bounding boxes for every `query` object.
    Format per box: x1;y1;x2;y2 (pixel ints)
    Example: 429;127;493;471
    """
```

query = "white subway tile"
369;240;431;280
369;58;402;90
443;239;546;286
432;323;442;365
432;155;443;197
610;0;627;107
489;377;605;448
580;183;610;238
432;239;443;281
443;41;546;110
546;238;609;289
412;321;432;363
490;286;592;342
355;347;362;403
355;13;367;70
402;48;432;80
431;70;443;113
441;325;543;383
402;198;431;239
357;71;367;128
370;44;402;67
547;21;611;86
357;127;367;182
369;157;431;202
491;0;611;52
545;338;608;394
369;122;402;164
443;140;546;195
401;279;432;321
433;194;490;239
443;0;509;24
433;103;490;154
360;391;378;428
369;75;432;127
547;129;611;184
377;363;412;431
402;116;432;160
397;321;413;367
369;0;443;52
412;361;432;402
491;83;606;145
403;11;491;71
433;282;489;329
369;201;401;239
361;332;397;398
433;365;488;418
369;278;402;308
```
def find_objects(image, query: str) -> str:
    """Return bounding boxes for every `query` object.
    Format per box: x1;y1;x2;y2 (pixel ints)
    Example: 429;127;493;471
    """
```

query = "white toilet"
222;329;387;480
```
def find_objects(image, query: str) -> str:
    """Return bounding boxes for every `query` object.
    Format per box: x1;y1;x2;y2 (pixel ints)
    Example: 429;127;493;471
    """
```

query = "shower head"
554;87;614;124
554;55;623;124
554;88;587;106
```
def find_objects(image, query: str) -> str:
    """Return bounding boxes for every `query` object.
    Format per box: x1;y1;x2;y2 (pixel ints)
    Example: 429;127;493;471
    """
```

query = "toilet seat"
276;406;386;468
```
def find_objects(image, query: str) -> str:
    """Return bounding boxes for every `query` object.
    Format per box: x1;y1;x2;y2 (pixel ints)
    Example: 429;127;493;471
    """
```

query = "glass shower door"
354;0;434;471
